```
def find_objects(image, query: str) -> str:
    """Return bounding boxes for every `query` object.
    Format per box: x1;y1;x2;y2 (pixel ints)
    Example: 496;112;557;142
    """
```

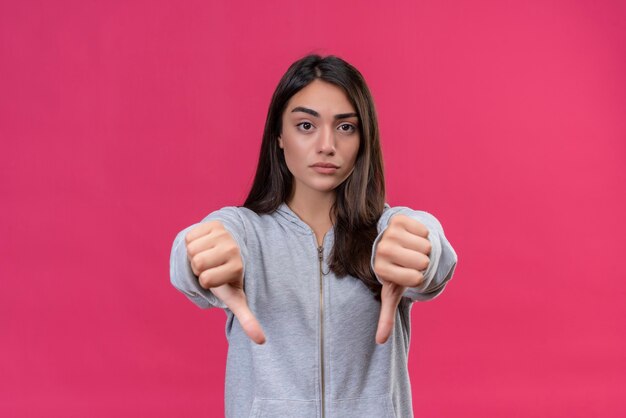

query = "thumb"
376;280;405;345
211;285;266;345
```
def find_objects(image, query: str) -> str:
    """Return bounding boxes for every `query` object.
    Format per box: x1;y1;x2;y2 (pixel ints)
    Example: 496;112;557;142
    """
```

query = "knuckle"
385;224;398;236
190;254;198;269
380;318;394;328
186;241;195;256
231;258;244;276
375;261;388;279
211;220;225;228
387;230;398;241
411;271;424;287
238;315;253;329
198;270;212;289
185;230;202;245
226;243;240;258
377;241;390;257
191;254;203;272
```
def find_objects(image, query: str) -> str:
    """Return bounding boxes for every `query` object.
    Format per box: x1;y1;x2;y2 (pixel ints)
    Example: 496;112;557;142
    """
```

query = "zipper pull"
318;246;323;261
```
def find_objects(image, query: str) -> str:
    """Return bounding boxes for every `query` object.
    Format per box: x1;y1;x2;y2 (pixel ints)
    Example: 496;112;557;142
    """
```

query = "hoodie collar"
275;201;336;237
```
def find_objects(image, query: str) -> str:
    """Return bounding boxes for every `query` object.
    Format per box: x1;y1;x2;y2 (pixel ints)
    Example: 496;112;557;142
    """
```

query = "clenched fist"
185;221;266;344
373;214;432;344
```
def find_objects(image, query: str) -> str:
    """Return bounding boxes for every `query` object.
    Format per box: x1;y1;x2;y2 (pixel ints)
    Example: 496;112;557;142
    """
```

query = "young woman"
170;54;458;418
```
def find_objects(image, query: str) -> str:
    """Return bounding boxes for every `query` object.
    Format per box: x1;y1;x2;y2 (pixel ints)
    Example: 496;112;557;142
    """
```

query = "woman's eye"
297;122;313;131
338;123;356;133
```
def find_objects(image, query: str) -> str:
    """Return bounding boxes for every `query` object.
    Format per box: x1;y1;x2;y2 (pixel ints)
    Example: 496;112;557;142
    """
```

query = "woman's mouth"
310;162;340;174
311;166;338;174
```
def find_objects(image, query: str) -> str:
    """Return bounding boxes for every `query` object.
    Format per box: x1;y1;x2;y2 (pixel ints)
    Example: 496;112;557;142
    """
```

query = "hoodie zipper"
317;244;325;418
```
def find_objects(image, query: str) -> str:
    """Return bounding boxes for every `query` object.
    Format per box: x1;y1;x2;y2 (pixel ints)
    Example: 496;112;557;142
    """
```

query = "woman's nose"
317;126;335;154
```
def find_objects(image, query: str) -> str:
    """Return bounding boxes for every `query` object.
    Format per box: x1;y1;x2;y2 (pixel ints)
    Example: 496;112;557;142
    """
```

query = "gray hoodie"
170;202;458;418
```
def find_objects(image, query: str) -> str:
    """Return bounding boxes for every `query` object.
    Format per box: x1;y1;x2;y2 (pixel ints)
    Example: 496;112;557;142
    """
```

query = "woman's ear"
278;135;284;149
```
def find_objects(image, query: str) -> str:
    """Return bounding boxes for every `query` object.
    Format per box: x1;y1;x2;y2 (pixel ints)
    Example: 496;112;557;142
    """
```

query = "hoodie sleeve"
169;206;249;310
370;205;458;303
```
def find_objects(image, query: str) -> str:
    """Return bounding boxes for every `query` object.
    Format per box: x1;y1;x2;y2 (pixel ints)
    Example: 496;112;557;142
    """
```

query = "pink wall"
1;0;625;416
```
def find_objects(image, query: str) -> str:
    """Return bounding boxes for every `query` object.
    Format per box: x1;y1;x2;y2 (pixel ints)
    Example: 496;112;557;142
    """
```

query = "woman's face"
278;79;360;199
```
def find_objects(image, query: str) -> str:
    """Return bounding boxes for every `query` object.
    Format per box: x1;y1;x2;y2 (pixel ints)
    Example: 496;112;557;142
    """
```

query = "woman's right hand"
185;221;266;344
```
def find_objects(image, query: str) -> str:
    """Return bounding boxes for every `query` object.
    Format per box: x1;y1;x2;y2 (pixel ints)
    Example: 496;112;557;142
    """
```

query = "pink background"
1;0;625;417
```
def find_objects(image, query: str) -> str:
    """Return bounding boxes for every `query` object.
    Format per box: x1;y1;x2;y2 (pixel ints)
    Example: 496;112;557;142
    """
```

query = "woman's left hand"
372;214;432;344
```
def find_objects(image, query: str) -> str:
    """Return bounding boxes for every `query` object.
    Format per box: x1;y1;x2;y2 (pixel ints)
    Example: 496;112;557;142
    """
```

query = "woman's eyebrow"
335;112;359;120
291;106;358;120
291;106;320;117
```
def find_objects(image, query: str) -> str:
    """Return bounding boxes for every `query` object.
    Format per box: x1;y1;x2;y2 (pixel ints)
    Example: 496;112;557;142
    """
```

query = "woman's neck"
286;193;336;236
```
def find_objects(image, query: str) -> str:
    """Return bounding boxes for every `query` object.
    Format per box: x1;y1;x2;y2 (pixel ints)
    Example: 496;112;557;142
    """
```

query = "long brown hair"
243;54;386;301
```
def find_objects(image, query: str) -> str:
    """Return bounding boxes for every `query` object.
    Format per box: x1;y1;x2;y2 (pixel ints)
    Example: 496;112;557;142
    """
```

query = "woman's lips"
311;166;338;174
